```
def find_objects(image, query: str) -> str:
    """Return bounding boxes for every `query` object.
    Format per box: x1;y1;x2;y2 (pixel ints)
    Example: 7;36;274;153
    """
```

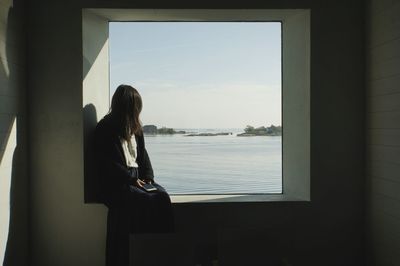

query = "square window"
109;22;283;195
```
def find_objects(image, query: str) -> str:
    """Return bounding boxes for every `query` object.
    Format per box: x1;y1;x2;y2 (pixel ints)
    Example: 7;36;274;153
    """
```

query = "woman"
94;84;174;266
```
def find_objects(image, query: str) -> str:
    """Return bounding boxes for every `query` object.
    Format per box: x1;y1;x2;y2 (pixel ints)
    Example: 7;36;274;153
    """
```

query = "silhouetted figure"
94;85;174;266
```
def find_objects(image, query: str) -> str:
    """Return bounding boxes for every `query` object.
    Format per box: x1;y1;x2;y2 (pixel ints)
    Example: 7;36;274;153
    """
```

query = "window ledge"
171;194;309;203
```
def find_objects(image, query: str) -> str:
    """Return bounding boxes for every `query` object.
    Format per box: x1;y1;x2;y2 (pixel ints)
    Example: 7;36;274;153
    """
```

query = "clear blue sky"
109;22;281;129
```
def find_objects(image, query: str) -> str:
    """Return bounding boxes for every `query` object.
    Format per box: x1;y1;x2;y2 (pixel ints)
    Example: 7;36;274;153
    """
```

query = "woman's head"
110;84;143;140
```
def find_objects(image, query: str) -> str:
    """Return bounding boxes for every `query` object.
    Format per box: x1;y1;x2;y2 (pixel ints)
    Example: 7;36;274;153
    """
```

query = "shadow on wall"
1;0;28;265
83;103;102;203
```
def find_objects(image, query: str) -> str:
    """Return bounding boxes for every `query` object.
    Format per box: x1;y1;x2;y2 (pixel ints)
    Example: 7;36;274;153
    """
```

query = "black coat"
95;114;174;266
94;113;154;207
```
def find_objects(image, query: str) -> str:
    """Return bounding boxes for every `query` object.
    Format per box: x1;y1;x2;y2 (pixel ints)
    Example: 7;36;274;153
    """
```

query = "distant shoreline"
143;124;282;137
184;132;233;137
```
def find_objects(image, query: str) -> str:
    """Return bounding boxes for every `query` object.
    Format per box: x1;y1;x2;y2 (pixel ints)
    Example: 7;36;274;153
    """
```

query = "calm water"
144;128;282;194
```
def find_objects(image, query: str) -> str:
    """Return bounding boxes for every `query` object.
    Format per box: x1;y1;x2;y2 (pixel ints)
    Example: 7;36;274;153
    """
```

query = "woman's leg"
105;184;151;266
106;207;130;266
126;183;174;233
146;183;175;233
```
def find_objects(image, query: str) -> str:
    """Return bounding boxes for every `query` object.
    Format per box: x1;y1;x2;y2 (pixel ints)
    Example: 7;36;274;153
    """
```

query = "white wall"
26;1;366;265
366;0;400;265
0;0;27;265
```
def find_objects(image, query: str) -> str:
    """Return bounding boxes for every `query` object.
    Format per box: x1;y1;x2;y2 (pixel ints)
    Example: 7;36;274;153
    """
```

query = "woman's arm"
137;134;154;183
142;147;154;183
94;123;136;188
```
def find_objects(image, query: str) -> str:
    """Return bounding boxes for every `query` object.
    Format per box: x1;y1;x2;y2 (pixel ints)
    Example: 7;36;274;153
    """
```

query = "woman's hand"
135;179;146;188
143;178;153;184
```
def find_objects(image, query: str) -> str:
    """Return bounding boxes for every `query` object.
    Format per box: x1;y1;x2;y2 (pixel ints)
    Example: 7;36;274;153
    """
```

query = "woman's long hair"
109;84;143;140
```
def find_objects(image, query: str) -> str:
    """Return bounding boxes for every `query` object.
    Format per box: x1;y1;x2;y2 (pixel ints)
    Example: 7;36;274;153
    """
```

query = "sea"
144;128;282;195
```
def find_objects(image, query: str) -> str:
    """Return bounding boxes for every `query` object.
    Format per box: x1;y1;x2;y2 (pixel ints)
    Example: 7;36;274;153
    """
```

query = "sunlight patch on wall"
0;117;16;264
83;39;109;111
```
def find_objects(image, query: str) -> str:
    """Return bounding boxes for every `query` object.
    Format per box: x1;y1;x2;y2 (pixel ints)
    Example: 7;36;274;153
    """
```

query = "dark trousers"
105;168;174;266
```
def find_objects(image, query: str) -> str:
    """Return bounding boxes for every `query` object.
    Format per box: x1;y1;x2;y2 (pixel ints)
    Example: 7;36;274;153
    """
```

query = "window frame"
82;9;310;203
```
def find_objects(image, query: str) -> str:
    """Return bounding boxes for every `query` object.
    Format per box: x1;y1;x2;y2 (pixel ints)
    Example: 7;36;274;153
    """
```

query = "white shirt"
120;135;139;168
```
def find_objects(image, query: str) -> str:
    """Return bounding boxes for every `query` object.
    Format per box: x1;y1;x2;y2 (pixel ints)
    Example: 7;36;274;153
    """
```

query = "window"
109;22;282;195
83;9;310;202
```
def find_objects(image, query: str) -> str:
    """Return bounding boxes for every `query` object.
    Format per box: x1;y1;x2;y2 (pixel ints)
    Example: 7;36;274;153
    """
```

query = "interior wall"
26;1;365;266
0;0;28;265
365;0;400;265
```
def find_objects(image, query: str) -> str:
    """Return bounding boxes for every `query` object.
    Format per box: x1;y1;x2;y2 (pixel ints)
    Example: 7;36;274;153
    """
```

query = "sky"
109;22;281;129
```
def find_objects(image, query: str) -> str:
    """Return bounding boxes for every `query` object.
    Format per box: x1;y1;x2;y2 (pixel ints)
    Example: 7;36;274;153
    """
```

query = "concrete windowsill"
171;194;309;203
